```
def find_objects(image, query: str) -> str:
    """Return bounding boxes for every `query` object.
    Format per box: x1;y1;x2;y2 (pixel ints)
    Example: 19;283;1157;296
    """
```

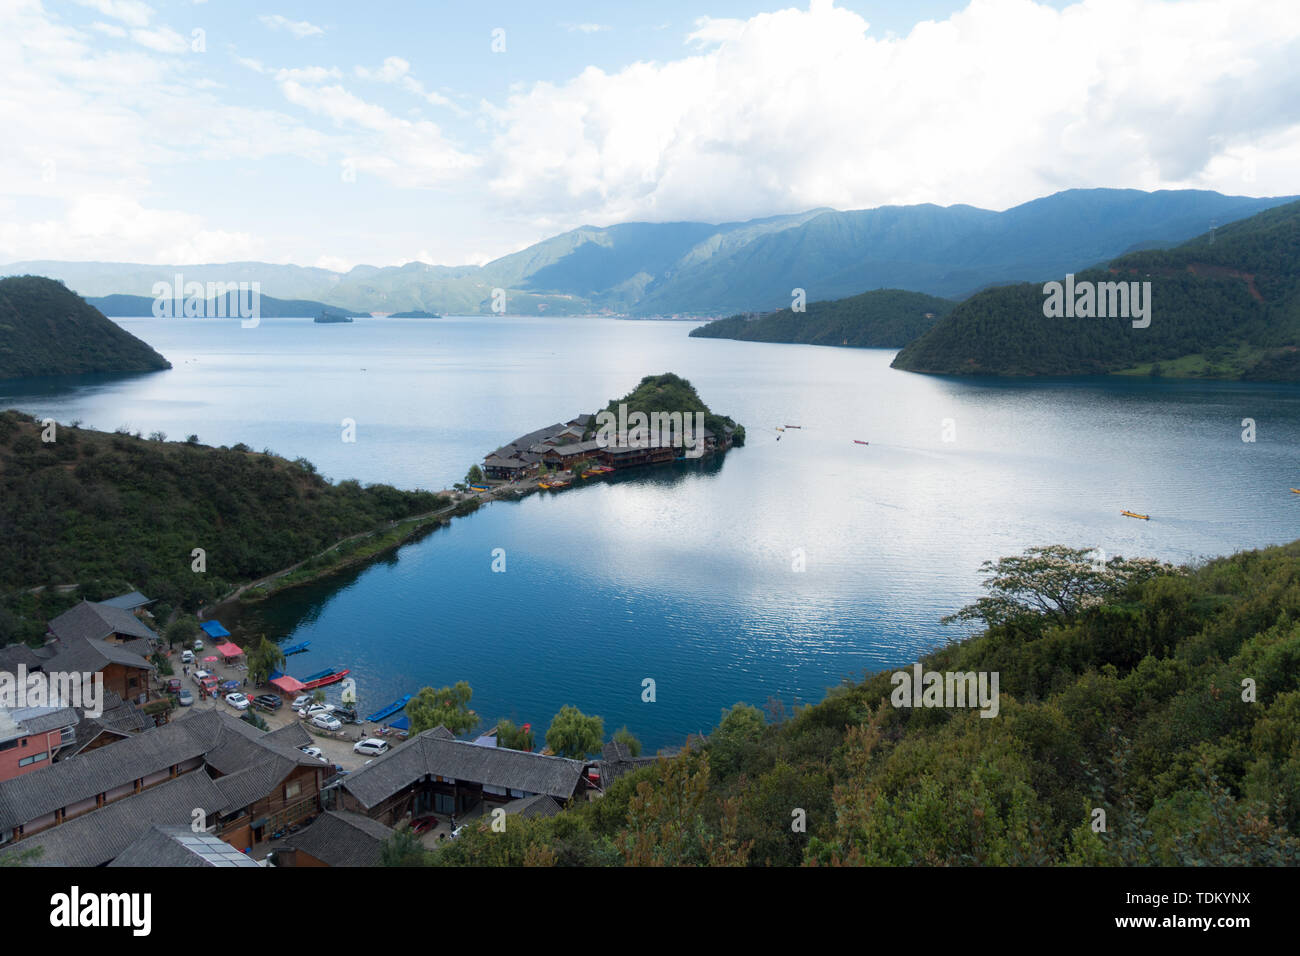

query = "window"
284;780;301;800
0;739;17;752
18;752;48;767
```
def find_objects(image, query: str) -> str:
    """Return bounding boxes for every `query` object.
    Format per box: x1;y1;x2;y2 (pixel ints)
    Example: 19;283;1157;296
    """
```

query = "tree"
941;545;1180;632
466;464;484;485
407;681;477;736
496;719;534;751
545;705;603;758
246;635;285;686
164;615;199;649
380;828;430;866
185;434;199;444
613;725;642;757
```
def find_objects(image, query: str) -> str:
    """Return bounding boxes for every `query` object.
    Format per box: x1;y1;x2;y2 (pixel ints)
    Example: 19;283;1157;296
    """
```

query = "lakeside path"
206;491;491;613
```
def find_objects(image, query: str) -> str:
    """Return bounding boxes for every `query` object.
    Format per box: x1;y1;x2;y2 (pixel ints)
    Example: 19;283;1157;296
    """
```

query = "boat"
281;641;311;656
301;667;350;689
537;482;551;489
469;484;491;492
314;310;353;324
365;694;412;723
784;425;802;429
1121;510;1150;520
853;440;869;445
550;480;569;489
1292;489;1300;494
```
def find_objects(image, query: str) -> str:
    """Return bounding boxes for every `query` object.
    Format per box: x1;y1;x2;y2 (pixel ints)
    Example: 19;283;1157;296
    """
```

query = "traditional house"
0;709;325;859
0;705;79;783
44;634;154;705
108;824;262;867
275;810;395;867
327;726;588;825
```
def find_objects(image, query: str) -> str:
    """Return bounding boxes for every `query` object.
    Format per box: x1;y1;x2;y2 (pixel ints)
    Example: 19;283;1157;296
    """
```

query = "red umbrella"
203;655;218;663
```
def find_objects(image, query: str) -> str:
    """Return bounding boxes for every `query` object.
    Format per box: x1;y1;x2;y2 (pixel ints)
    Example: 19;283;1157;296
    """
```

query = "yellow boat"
1121;510;1150;520
1292;488;1300;494
537;483;551;489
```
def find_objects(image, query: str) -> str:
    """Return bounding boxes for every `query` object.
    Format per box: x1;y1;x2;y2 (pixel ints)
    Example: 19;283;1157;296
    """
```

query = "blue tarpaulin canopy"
389;716;410;730
200;620;231;639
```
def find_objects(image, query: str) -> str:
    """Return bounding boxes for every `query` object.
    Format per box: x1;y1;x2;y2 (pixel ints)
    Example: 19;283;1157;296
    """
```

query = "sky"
3;0;1299;271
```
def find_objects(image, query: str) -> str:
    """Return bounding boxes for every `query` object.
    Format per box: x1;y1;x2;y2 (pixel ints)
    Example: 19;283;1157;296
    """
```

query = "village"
0;590;666;867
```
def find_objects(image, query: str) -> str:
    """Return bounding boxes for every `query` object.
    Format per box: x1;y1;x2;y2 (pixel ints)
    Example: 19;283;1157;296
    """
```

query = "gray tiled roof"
501;794;563;819
98;591;154;610
0;772;227;867
0;643;42;671
0;709;316;831
282;810;394;866
109;825;260;867
340;729;585;808
46;635;155;676
48;600;158;643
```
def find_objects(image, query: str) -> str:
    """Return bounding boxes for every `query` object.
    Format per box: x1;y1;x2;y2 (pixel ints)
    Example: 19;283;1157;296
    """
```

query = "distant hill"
892;200;1300;380
10;189;1295;316
0;276;170;380
88;292;359;319
689;289;956;348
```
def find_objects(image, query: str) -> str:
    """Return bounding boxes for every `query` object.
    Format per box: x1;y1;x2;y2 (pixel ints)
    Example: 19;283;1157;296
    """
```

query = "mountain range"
7;189;1295;317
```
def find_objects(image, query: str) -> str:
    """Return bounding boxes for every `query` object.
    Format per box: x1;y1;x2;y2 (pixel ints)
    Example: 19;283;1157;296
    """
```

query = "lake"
4;315;1299;750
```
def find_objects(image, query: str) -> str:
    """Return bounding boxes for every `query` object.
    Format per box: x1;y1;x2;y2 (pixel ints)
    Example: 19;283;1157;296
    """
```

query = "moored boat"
1121;510;1150;520
853;440;869;445
365;694;412;723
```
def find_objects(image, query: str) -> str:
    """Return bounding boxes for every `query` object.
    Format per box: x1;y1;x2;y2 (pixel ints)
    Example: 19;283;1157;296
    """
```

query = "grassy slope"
0;275;171;379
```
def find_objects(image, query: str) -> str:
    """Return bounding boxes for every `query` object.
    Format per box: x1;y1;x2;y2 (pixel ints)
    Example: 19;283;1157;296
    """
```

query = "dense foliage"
426;538;1300;866
0;275;171;379
0;411;447;642
893;199;1300;379
589;372;745;447
689;289;955;348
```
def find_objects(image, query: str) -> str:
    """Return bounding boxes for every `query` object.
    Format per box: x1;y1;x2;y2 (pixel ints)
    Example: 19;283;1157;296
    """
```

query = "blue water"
5;316;1300;750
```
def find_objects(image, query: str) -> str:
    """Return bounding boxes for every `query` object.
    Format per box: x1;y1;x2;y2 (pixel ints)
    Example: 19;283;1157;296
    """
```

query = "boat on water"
1292;489;1300;494
1121;510;1151;520
537;482;552;489
365;694;412;723
853;440;869;445
550;480;569;489
281;641;311;656
784;425;802;429
301;667;350;689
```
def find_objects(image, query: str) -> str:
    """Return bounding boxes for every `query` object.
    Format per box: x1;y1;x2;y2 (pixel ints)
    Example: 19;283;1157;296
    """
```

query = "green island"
0;275;171;379
689;289;956;348
892;199;1300;379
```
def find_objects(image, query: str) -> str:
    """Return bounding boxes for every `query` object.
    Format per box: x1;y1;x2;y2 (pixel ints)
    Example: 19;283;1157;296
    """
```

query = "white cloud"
275;65;341;84
130;25;189;53
75;0;153;28
487;0;1300;225
567;23;610;34
355;56;462;112
259;14;325;39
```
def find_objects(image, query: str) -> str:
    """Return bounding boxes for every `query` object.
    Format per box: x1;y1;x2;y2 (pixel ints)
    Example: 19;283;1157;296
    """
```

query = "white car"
299;703;335;719
310;714;342;732
353;738;389;756
298;746;327;762
291;695;314;711
181;650;195;664
224;692;250;711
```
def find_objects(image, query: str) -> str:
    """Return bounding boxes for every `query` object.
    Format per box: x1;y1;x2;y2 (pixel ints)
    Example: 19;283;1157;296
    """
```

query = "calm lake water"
5;316;1300;749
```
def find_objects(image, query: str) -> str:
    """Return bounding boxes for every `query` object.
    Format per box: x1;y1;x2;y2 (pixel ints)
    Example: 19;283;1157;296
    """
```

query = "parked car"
181;650;195;664
253;694;283;712
177;689;194;706
193;638;204;651
333;706;358;724
298;745;325;760
291;694;314;710
353;738;389;756
299;703;335;719
191;669;213;687
166;678;183;694
224;692;250;711
310;714;342;732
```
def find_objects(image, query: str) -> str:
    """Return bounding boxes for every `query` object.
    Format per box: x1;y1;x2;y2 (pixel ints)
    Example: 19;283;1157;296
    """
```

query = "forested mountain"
0;276;170;379
10;189;1293;316
0;411;448;644
89;292;361;319
892;200;1300;380
689;289;955;348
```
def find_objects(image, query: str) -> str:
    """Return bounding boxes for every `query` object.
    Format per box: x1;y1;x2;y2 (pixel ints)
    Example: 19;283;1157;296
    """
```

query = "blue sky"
3;0;1297;270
